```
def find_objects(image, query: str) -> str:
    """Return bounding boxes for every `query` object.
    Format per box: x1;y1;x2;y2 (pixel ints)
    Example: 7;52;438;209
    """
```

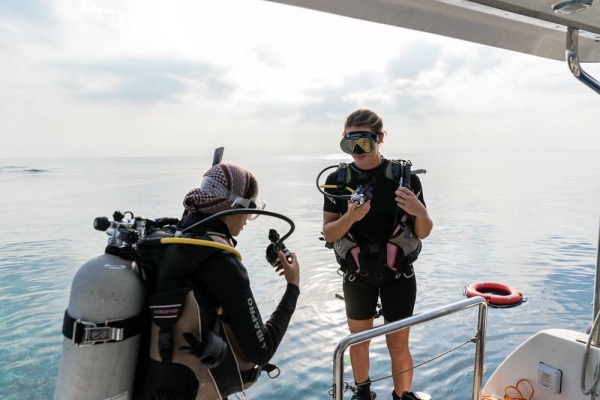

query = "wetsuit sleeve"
323;172;342;214
196;253;299;366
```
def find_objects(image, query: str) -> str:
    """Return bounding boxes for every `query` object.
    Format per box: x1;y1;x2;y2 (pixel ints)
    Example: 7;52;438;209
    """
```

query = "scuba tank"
55;211;147;400
56;206;295;400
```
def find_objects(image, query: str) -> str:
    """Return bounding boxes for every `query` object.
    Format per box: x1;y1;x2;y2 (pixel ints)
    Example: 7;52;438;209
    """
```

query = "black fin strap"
62;309;143;345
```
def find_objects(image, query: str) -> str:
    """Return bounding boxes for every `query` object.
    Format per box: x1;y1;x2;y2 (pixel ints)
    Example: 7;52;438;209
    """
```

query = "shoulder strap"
149;287;190;363
385;159;413;189
385;159;403;182
336;162;352;192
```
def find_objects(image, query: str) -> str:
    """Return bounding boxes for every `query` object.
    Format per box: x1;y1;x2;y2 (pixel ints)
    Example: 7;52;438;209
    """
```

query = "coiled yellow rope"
481;378;534;400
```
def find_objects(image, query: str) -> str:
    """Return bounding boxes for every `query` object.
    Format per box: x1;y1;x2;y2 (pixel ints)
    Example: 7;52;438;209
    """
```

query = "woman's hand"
321;200;371;243
395;187;426;217
345;199;371;223
275;251;300;288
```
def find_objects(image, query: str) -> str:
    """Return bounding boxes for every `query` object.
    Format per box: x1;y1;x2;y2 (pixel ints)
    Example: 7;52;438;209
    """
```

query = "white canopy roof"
265;0;600;62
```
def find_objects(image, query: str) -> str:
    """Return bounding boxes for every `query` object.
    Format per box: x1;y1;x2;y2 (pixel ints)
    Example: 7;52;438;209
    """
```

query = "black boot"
350;378;377;400
350;391;376;400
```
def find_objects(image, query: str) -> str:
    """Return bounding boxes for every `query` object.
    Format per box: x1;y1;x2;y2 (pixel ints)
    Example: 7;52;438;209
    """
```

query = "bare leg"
385;325;412;394
347;317;375;384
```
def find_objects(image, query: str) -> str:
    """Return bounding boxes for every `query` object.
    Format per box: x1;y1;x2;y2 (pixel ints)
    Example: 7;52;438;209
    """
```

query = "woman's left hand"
395;187;426;217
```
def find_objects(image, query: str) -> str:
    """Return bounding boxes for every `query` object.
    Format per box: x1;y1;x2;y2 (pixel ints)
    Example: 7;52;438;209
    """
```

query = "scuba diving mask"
340;132;378;154
232;196;266;221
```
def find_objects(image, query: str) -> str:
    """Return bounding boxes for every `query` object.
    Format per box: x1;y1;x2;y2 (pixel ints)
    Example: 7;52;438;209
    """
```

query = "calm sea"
1;152;599;399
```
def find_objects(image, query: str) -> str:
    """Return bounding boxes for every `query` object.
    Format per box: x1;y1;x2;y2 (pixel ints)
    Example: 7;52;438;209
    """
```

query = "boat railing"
332;296;488;400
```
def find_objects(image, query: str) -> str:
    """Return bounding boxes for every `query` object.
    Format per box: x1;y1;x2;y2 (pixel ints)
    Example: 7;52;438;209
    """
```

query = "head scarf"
183;163;255;215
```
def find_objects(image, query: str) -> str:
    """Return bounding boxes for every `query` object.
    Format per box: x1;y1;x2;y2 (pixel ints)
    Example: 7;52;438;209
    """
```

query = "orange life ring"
465;282;523;306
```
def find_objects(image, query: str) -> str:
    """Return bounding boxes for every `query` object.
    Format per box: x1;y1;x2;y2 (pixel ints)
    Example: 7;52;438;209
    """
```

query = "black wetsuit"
323;159;425;322
135;213;299;399
181;214;300;366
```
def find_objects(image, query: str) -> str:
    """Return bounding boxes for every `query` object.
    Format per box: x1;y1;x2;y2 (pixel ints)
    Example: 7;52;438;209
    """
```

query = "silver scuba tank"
55;212;146;400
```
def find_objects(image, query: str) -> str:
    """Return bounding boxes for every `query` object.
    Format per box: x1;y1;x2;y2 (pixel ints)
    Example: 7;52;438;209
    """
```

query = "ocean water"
1;151;599;399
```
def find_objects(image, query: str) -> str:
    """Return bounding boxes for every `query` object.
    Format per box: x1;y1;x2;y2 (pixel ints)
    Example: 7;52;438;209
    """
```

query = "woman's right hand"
345;199;371;223
275;251;300;288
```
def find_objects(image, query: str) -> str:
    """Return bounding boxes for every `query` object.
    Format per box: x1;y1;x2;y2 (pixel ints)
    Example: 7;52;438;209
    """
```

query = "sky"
1;0;599;159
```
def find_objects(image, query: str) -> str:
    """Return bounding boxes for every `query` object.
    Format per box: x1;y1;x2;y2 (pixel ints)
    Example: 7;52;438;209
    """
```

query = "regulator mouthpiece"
266;229;291;268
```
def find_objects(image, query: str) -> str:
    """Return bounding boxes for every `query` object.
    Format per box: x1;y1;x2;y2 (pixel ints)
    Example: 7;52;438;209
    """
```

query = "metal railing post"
593;218;600;346
472;302;488;400
332;297;488;399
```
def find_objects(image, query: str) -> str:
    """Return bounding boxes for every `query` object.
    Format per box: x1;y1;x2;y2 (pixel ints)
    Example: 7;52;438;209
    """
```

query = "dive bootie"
351;392;377;400
399;391;431;400
351;377;376;400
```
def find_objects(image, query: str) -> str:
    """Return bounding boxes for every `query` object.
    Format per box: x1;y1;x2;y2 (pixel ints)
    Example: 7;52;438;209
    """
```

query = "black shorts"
342;266;417;321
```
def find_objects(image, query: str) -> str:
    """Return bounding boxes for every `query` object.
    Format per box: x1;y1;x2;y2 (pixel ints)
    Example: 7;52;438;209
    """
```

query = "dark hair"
343;108;387;138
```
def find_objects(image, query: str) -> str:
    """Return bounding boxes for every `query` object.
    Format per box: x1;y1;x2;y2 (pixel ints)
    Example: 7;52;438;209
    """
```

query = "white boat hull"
483;329;600;399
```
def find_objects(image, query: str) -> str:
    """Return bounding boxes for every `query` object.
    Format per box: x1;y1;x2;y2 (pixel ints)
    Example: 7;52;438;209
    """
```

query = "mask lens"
340;139;354;154
354;137;374;153
339;133;376;154
248;198;266;221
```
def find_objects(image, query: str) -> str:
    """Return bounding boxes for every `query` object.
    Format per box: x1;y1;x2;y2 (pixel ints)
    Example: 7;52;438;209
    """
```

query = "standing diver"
321;108;433;400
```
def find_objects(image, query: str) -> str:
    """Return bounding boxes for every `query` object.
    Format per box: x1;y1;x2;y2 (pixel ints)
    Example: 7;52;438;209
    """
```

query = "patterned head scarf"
183;163;256;215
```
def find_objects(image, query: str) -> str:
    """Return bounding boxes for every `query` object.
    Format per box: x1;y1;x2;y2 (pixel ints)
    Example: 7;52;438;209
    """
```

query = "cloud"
0;0;52;22
1;0;599;158
386;42;442;80
57;60;233;104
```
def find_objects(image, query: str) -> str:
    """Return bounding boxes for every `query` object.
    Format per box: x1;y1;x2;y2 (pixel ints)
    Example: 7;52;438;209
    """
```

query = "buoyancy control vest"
134;229;276;400
331;214;422;276
326;159;424;276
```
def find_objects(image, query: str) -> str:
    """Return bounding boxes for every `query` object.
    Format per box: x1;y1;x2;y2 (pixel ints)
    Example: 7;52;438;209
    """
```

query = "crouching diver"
134;162;300;400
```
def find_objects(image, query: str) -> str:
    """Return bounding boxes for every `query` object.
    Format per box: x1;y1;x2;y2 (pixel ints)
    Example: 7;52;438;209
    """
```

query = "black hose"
181;209;295;244
315;164;353;201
